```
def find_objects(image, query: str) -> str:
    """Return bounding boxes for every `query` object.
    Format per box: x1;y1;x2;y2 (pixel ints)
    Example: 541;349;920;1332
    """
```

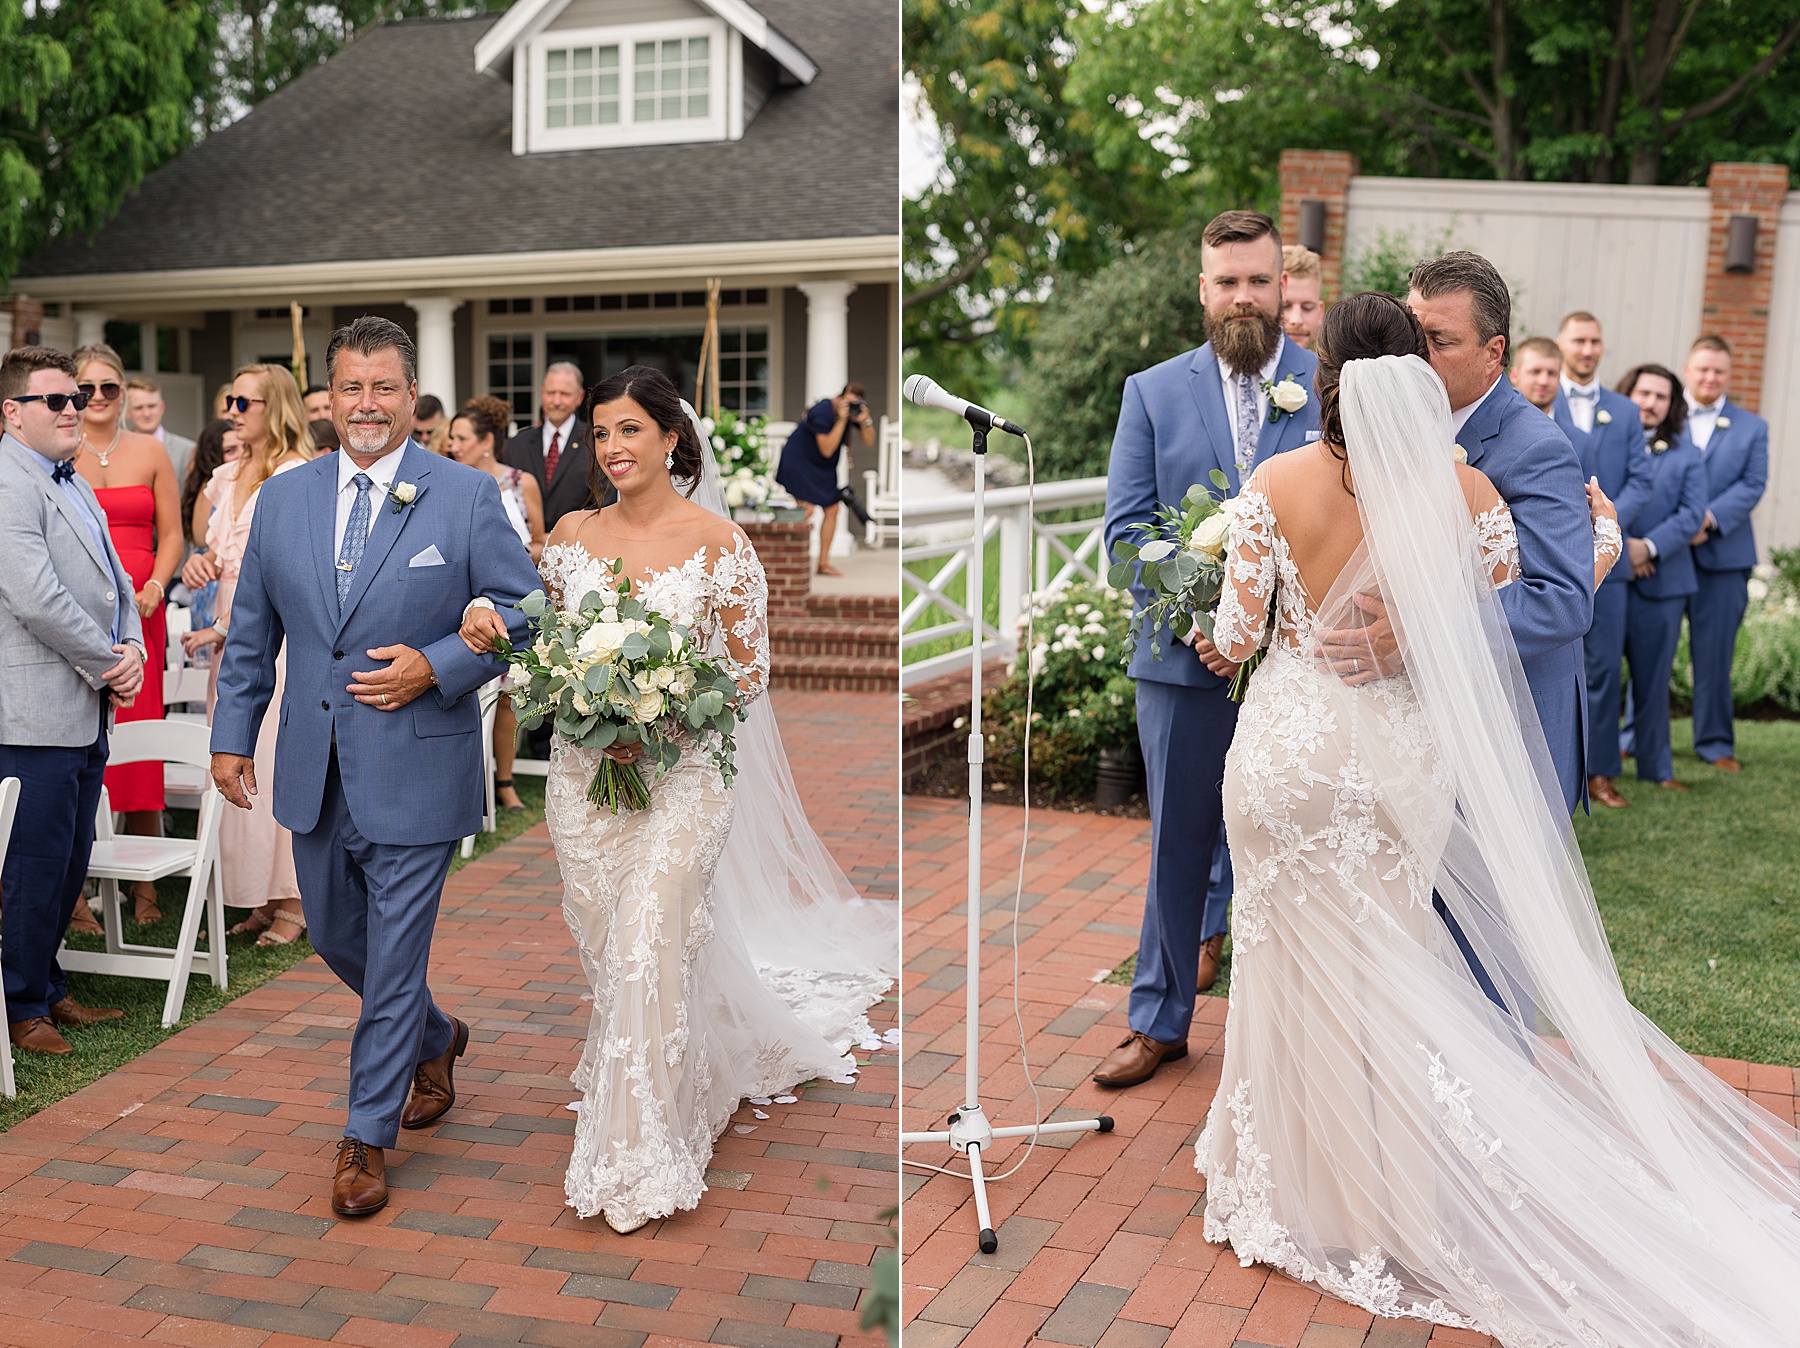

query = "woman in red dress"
69;343;183;928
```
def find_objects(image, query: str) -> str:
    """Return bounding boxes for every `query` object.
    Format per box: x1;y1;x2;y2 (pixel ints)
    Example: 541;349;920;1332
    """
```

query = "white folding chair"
461;680;503;859
864;416;903;547
161;606;212;809
60;721;226;1026
0;776;20;1096
761;420;796;478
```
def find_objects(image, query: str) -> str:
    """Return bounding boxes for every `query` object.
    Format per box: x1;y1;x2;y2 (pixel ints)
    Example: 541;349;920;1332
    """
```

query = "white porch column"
796;280;856;403
405;297;462;407
72;308;110;349
139;322;158;372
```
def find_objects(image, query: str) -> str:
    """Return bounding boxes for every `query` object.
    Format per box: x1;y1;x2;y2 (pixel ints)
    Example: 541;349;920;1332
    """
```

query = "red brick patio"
900;796;1800;1348
0;689;898;1348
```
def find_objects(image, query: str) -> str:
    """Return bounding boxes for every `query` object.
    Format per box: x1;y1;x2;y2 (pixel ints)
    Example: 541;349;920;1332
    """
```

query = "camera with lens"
847;398;867;420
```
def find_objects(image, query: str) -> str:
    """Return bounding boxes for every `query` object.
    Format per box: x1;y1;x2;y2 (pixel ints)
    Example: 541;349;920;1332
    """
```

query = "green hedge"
1669;556;1800;715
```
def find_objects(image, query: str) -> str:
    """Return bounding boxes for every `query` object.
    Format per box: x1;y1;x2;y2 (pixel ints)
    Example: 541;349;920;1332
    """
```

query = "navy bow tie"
51;458;75;484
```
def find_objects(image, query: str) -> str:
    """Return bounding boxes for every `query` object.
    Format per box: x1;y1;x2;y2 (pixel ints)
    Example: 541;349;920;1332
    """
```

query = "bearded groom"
211;317;541;1216
1097;210;1321;1088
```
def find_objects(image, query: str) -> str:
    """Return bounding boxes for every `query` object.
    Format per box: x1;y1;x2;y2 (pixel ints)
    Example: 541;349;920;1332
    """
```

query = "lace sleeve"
1213;488;1276;665
711;533;769;709
1592;516;1622;590
1474;504;1520;590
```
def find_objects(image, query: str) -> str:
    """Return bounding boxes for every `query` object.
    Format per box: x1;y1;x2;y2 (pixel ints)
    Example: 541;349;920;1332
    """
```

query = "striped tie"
336;473;374;610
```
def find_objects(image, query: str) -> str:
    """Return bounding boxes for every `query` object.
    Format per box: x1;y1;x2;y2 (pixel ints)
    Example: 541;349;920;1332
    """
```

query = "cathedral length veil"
1282;353;1800;1343
680;402;896;1044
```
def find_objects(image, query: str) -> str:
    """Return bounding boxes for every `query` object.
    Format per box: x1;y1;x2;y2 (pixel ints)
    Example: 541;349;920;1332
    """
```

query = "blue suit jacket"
1692;399;1768;573
1104;337;1321;687
1627;435;1707;602
1553;388;1654;593
1458;379;1594;810
212;444;541;846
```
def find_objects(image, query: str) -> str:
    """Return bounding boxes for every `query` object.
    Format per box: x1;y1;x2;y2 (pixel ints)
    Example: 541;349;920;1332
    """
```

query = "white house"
11;0;898;478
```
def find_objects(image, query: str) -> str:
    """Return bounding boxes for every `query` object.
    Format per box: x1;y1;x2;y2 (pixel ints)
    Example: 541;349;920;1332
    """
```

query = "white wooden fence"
901;477;1108;686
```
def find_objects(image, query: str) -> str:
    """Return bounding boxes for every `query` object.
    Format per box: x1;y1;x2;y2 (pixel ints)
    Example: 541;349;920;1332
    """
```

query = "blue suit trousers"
1585;583;1628;780
292;750;457;1148
1625;591;1687;783
1128;677;1238;1044
0;714;108;1022
1687;568;1749;763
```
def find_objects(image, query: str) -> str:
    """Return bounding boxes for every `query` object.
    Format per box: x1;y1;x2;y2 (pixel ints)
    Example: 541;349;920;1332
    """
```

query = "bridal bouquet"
1108;469;1264;700
497;566;745;812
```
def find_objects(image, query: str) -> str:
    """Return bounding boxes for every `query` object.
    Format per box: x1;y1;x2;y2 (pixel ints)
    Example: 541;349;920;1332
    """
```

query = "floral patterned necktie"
1233;372;1260;476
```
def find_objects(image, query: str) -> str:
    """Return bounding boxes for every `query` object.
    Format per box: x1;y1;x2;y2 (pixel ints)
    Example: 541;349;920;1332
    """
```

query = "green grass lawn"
1106;718;1800;1068
1;774;548;1132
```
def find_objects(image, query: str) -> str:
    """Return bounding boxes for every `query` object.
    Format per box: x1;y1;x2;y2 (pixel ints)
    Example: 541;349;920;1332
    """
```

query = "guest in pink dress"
179;365;314;945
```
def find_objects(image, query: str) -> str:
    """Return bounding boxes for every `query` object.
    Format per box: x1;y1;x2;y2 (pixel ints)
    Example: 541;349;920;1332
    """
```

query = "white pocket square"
409;545;446;568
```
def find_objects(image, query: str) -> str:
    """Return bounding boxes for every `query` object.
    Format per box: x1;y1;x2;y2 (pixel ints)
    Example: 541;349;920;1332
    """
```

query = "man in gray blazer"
0;347;147;1056
212;318;540;1218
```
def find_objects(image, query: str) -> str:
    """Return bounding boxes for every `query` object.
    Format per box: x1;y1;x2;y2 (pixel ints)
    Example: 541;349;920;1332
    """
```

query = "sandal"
226;910;275;938
131;884;163;925
495;778;527;812
255;908;307;948
68;901;105;937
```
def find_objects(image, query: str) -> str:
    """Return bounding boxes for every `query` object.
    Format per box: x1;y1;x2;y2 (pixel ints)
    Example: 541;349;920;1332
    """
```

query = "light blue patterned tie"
1233;371;1260;476
336;472;374;610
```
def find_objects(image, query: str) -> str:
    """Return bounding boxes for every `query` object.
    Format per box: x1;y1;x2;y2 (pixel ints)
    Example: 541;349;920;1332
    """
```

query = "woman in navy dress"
774;382;874;577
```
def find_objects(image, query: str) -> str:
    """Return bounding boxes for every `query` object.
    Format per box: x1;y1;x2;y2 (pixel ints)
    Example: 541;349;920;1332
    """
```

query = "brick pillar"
1700;162;1788;413
743;520;810;618
0;296;45;347
1278;150;1358;302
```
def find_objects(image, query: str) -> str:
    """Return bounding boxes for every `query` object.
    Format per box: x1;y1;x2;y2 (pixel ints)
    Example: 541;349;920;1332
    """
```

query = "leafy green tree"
1;0;213;286
1019;230;1209;481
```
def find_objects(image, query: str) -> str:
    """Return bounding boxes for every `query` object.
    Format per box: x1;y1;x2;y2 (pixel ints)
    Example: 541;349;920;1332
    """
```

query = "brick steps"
744;521;898;691
771;652;899;692
771;616;897;659
807;593;900;621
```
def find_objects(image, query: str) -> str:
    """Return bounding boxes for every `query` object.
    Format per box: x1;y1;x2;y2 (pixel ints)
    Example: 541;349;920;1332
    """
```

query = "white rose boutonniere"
1651;438;1670;454
1596;409;1612;425
388;481;418;515
1453;444;1469;464
1716;415;1732;429
1263;375;1309;422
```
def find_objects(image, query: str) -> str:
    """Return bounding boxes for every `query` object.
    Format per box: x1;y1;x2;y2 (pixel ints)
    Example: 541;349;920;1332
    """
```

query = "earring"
664;452;675;470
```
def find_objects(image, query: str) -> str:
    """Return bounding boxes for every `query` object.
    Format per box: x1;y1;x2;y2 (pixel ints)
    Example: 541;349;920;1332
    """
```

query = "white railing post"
997;502;1029;659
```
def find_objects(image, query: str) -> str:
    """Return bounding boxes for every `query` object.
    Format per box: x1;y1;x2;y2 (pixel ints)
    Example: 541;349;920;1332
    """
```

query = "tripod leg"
967;1143;998;1254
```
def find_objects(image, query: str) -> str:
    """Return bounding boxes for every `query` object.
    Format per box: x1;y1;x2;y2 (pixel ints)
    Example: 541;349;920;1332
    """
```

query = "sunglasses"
223;396;267;414
77;381;123;401
11;391;93;413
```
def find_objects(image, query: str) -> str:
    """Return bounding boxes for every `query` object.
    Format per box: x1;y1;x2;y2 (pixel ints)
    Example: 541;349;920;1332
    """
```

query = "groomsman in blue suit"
1681;335;1768;773
1552;312;1654;809
1099;210;1320;1087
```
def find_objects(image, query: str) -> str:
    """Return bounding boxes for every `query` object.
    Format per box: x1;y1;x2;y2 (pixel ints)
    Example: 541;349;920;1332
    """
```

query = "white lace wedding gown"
1193;355;1800;1347
539;537;880;1225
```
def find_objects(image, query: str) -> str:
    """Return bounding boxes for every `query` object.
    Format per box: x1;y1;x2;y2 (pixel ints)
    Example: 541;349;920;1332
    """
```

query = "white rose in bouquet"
577;621;631;664
1189;508;1233;557
627;686;665;723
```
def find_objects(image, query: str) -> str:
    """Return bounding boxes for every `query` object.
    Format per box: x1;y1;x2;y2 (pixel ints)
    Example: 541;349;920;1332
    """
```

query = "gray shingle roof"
20;0;895;278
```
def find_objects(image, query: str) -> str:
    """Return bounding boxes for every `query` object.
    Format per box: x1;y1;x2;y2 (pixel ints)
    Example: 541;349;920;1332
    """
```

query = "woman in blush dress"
67;343;183;929
180;366;314;944
447;396;544;812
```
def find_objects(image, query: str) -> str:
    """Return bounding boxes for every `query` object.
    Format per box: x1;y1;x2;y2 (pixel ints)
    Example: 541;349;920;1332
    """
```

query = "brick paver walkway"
0;690;897;1348
900;796;1800;1348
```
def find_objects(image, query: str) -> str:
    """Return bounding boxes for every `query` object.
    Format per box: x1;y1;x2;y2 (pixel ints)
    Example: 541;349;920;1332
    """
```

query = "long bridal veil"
1297;354;1799;1343
681;402;897;1045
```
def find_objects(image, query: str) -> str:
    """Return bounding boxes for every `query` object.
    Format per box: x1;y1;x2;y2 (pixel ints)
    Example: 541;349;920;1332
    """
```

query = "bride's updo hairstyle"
584;364;705;498
1313;291;1429;492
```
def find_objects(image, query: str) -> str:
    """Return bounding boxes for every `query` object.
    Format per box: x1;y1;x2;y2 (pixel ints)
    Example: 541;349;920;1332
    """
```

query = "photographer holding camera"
775;382;874;577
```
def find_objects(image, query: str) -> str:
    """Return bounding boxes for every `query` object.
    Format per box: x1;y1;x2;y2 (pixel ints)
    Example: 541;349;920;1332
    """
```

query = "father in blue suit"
212;317;541;1217
1552;311;1653;808
1681;334;1768;773
1098;210;1320;1087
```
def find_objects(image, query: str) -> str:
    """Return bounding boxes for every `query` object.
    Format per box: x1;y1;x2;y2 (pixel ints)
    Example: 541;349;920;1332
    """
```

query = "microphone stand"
899;416;1111;1254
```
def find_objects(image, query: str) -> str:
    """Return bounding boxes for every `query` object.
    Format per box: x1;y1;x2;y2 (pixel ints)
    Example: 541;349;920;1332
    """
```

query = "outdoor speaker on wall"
1299;199;1327;256
1726;214;1758;274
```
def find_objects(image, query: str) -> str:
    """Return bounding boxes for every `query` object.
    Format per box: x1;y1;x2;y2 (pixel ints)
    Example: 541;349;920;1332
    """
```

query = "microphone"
904;374;1028;437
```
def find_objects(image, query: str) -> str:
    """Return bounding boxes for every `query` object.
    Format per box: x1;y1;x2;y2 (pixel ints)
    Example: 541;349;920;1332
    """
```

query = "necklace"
81;423;123;468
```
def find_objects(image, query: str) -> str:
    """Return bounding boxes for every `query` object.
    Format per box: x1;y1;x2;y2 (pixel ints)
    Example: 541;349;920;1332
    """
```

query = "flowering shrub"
701;409;771;477
722;467;780;510
1669;550;1800;714
982;582;1139;799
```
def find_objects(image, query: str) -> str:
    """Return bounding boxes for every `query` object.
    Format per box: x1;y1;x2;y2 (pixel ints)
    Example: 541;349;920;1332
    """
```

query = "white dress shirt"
1561;375;1601;433
1218;342;1285;462
1685;394;1724;451
1449;375;1505;440
334;444;406;560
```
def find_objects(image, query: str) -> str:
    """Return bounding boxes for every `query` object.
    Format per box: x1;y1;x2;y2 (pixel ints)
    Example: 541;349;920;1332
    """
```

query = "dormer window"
529;19;726;150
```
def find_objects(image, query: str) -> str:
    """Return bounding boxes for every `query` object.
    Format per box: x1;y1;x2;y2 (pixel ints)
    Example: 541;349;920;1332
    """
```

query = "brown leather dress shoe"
400;1016;469;1130
9;1018;72;1056
1587;776;1629;809
1196;933;1227;992
50;996;124;1027
1657;778;1691;792
1092;1030;1187;1088
332;1139;387;1217
1709;756;1743;773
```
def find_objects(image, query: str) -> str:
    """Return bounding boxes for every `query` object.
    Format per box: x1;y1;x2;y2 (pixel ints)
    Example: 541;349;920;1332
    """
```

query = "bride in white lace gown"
1194;297;1800;1344
462;367;894;1234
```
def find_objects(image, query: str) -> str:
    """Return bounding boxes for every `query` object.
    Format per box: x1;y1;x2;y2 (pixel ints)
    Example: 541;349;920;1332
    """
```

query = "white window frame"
528;18;728;152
